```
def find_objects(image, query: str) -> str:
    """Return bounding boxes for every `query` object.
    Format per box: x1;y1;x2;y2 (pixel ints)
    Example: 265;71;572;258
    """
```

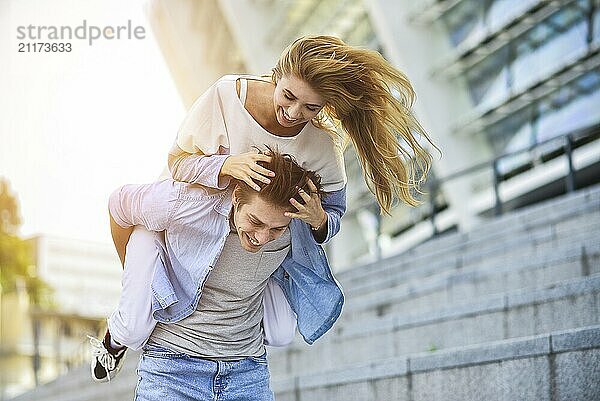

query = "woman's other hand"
285;178;327;230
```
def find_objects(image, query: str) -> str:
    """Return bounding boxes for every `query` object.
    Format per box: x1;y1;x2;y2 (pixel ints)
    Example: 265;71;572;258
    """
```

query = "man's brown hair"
235;146;325;210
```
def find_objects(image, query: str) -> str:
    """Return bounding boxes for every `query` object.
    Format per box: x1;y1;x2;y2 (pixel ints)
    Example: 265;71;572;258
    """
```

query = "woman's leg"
107;226;159;350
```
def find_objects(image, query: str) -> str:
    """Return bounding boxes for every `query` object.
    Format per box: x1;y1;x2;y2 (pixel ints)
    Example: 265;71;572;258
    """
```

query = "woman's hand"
220;151;275;191
285;179;327;230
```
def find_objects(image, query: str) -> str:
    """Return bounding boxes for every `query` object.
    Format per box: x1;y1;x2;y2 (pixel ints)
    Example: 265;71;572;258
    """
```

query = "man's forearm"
110;213;134;269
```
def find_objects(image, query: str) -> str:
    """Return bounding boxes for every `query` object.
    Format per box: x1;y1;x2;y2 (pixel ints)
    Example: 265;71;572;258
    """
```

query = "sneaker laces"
88;335;116;382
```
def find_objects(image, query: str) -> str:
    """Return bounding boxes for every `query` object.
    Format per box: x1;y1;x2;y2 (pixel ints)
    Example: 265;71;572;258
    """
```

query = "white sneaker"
88;331;127;383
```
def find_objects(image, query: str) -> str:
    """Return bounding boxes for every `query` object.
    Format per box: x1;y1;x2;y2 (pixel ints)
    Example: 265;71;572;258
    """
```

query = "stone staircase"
11;184;600;401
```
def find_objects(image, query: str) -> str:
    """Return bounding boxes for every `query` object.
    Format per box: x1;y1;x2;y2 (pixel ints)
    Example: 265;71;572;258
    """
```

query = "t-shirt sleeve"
262;277;297;347
314;129;348;193
176;77;231;155
330;134;347;189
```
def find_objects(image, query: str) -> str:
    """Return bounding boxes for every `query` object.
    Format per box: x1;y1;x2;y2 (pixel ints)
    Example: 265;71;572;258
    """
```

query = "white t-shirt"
175;75;347;192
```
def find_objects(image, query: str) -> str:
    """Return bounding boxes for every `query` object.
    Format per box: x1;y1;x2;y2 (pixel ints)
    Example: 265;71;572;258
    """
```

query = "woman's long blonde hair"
272;35;440;214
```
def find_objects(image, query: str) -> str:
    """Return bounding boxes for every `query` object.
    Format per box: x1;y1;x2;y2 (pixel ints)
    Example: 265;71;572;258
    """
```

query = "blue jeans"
134;344;275;401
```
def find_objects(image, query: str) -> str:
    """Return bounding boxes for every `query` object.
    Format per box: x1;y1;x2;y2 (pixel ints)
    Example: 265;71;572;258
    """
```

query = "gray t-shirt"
149;227;291;360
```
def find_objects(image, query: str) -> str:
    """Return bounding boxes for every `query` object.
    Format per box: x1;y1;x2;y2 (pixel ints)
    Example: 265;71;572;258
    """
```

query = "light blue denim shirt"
109;175;346;345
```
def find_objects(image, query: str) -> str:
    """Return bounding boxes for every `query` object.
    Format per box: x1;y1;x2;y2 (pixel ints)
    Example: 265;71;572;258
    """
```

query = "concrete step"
342;235;600;321
425;183;600;255
338;184;600;287
410;184;600;258
272;325;600;401
341;206;599;296
267;274;600;378
342;216;599;302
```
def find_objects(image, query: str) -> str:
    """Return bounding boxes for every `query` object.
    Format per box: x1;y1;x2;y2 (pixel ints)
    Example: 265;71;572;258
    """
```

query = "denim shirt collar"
213;188;233;217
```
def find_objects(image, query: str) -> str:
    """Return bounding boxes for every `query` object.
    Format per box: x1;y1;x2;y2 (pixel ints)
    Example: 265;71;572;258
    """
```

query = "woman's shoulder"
216;74;268;84
212;74;270;97
191;76;237;101
299;124;347;188
213;75;238;89
299;123;347;184
212;74;250;91
208;75;251;101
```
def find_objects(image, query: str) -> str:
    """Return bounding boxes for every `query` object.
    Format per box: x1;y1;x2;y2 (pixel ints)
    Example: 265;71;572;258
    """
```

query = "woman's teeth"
282;109;298;122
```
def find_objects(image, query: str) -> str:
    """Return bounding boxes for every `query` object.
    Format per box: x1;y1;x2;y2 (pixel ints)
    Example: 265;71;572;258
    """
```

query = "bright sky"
0;0;185;244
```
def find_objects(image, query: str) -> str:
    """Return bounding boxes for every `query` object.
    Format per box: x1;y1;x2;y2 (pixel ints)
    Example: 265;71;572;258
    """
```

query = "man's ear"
232;185;241;208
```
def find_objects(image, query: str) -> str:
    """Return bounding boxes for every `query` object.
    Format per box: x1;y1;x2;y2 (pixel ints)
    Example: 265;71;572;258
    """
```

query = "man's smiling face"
232;191;291;253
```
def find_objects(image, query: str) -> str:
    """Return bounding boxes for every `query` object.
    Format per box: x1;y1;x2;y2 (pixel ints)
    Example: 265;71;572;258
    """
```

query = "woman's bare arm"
110;213;133;269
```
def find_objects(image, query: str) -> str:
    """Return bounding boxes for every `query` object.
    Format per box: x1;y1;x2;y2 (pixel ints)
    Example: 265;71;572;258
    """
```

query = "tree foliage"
0;178;52;306
0;178;21;235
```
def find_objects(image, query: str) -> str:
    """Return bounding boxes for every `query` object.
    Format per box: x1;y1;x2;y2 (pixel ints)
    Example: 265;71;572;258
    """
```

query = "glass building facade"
437;0;599;163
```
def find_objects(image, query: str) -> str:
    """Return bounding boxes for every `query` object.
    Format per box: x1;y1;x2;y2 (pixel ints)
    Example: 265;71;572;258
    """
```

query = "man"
90;148;339;400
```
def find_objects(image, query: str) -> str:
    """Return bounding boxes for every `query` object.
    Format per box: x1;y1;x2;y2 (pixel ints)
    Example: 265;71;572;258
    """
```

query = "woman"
169;35;438;241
